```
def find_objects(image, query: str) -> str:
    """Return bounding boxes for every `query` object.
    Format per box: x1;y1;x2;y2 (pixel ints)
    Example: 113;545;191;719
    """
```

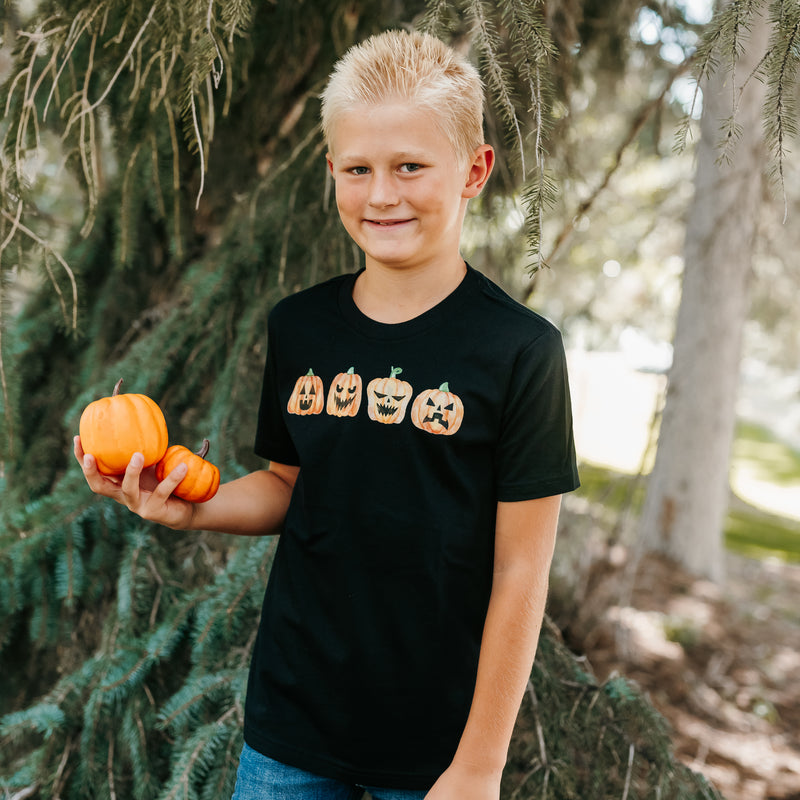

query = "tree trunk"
640;3;769;581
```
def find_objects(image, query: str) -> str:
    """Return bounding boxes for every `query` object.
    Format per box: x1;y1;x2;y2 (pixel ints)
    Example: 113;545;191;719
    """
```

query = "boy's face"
326;103;492;274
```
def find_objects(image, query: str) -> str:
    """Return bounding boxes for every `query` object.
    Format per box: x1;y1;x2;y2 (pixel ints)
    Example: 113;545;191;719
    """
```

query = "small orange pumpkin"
156;439;220;503
79;379;169;475
367;367;413;425
411;382;464;436
287;369;324;415
326;367;362;417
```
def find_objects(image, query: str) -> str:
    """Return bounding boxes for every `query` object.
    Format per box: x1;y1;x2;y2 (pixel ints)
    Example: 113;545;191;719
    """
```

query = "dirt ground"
560;548;800;800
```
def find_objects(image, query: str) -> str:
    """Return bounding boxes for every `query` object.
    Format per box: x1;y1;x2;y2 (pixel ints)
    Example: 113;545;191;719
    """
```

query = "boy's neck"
352;257;467;324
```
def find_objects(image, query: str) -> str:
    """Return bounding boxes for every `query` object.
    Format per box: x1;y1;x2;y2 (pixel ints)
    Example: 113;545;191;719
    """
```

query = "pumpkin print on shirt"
288;369;324;415
367;367;413;424
326;367;362;417
411;382;464;435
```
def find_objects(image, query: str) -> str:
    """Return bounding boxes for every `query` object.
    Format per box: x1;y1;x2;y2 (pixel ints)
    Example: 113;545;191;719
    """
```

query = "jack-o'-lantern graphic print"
326;367;362;417
411;382;464;435
287;366;466;435
288;369;324;415
366;367;413;424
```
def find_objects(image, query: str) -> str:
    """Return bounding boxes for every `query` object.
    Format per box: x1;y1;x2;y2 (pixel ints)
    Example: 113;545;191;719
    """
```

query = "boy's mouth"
366;218;412;227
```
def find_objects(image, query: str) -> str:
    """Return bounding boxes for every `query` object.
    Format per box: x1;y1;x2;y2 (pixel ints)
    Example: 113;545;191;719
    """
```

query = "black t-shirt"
245;266;579;789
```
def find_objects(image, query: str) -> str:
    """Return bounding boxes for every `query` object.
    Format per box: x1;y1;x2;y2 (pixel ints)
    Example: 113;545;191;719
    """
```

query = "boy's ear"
462;145;494;199
326;153;335;175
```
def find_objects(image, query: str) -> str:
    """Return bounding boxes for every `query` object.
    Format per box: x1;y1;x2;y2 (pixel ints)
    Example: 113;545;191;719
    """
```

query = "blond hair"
321;30;485;165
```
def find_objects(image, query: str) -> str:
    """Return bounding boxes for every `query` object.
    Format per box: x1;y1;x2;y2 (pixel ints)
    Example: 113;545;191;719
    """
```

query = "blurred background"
1;1;798;799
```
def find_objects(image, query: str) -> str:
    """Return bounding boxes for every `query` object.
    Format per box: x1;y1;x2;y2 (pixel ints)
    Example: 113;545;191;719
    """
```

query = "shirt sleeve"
254;313;300;466
495;327;580;501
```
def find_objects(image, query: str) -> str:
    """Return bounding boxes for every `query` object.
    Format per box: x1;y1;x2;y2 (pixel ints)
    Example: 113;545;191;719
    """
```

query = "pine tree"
2;0;795;796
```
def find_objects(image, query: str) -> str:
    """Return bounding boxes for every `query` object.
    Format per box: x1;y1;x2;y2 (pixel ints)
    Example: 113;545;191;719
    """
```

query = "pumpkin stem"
346;367;355;374
390;366;402;378
112;378;124;396
306;368;315;376
196;439;210;459
439;382;450;392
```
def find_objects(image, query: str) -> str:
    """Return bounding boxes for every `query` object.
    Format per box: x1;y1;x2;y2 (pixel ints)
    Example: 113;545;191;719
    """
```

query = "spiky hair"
321;29;485;165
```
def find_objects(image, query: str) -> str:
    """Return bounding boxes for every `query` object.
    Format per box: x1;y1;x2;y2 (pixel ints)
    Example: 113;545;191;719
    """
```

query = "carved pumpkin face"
326;367;362;417
288;369;324;415
411;382;464;435
367;367;412;425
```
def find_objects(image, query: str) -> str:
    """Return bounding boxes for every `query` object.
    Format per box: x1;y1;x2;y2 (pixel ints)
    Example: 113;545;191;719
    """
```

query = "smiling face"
326;103;492;275
288;370;324;416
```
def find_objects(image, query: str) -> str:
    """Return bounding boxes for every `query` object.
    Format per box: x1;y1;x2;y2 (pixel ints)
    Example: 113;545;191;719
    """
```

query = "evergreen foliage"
503;620;723;799
2;0;796;796
674;0;800;207
420;0;559;269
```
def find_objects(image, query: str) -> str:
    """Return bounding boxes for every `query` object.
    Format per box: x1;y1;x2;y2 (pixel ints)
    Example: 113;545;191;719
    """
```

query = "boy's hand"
424;763;501;800
74;435;196;530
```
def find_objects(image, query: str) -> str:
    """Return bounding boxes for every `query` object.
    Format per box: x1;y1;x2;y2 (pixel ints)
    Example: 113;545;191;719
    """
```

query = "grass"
725;507;800;562
732;421;800;486
728;421;800;561
574;420;800;564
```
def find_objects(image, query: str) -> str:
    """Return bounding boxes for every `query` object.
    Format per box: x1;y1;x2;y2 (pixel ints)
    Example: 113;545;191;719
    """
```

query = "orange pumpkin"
79;379;169;475
288;369;324;415
367;367;413;425
411;382;464;436
326;367;362;417
156;439;220;503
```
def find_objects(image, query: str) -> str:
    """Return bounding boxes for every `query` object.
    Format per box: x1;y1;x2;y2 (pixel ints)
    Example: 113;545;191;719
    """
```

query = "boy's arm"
426;494;562;800
74;435;297;535
187;463;298;535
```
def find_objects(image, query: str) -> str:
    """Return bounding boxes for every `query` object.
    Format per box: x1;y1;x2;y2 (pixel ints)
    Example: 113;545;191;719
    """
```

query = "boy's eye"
349;166;370;175
399;163;422;173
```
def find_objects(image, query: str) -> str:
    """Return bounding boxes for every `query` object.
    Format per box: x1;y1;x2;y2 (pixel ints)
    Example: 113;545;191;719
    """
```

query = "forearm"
435;495;561;797
452;565;549;775
189;468;294;536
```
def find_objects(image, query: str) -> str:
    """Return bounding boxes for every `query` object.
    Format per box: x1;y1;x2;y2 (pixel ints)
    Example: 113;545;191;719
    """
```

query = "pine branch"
763;0;800;220
156;709;238;800
63;4;158;137
424;0;558;267
221;0;254;44
503;0;557;270
674;9;727;154
0;703;66;743
0;206;77;332
0;0;254;288
156;672;235;734
468;0;527;175
419;0;456;35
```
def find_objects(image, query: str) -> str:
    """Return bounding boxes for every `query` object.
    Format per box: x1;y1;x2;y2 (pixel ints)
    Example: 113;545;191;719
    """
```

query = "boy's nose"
366;174;400;208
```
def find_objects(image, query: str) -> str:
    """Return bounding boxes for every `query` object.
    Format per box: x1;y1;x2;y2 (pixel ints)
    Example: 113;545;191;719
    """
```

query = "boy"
75;29;579;800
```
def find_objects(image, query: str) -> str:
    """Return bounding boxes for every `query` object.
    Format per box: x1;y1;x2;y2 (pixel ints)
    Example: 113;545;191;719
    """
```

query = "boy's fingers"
76;441;191;528
75;436;108;485
75;436;101;482
150;463;188;503
120;453;146;509
81;453;126;504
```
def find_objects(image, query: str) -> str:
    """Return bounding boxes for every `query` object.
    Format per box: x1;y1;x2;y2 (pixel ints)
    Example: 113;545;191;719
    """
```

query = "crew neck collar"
338;265;478;340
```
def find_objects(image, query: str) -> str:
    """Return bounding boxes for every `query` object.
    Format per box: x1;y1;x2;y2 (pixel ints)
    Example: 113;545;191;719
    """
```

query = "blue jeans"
232;743;429;800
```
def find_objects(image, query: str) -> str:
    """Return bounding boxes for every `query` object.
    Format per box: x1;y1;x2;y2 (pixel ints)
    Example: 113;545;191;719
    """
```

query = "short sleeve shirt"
244;266;579;789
